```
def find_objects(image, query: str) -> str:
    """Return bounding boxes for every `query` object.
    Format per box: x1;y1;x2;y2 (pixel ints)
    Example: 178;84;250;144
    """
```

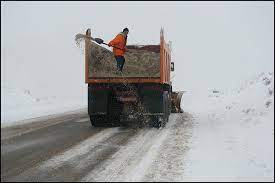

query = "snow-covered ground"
1;85;87;127
181;71;274;181
1;71;274;181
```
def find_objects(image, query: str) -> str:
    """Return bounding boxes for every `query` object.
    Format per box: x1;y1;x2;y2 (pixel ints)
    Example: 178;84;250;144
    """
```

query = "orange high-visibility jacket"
108;33;127;56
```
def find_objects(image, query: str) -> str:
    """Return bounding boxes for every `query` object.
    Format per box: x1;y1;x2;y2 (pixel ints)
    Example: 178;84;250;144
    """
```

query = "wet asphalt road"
1;109;188;182
1;109;97;181
1;109;146;181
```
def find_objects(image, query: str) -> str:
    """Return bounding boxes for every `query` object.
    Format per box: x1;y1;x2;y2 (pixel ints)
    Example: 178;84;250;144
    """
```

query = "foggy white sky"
1;1;274;98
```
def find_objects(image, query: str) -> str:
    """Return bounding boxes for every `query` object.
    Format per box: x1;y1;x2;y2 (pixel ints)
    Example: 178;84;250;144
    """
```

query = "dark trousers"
115;56;125;71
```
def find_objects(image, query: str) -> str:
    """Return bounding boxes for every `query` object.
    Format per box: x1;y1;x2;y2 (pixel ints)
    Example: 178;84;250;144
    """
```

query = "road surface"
1;109;193;182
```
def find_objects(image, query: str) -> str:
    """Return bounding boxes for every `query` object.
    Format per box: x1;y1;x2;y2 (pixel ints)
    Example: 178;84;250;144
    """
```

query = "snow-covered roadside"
1;86;87;127
1;72;273;181
181;72;274;181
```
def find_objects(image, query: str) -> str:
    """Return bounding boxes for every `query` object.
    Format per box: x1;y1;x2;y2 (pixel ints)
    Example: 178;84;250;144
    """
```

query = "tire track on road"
6;127;140;182
82;114;180;182
1;115;100;181
142;113;194;182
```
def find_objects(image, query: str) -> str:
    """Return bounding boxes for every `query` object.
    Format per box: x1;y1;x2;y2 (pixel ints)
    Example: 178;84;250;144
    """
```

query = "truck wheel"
152;115;167;128
90;115;104;127
89;115;119;127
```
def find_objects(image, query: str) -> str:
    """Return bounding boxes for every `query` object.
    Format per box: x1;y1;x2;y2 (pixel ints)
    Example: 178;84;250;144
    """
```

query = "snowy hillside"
181;71;274;181
1;86;87;127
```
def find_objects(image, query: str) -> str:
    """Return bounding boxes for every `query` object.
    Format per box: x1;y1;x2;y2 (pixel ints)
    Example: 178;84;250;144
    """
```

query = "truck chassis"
88;83;172;127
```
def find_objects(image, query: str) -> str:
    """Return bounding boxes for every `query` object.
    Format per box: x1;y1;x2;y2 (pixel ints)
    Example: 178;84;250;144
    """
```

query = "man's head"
123;28;129;35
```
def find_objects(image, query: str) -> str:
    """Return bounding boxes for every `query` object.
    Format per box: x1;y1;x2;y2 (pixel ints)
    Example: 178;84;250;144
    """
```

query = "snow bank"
181;71;274;181
1;86;87;127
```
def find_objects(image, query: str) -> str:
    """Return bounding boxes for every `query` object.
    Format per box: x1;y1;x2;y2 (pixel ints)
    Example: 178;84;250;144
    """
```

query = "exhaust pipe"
171;91;184;113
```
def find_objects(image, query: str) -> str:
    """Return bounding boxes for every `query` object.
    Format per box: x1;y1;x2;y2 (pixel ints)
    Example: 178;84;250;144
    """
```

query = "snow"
1;69;273;181
38;128;119;170
2;72;273;181
81;117;177;182
1;2;273;181
1;85;87;127
181;71;274;181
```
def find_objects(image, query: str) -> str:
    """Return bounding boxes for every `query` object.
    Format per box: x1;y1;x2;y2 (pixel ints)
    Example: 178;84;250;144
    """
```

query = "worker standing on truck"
108;28;129;72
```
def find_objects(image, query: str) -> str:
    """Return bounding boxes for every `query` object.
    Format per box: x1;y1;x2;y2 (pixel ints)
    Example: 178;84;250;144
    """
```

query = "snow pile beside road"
1;86;87;126
226;71;273;117
181;71;274;181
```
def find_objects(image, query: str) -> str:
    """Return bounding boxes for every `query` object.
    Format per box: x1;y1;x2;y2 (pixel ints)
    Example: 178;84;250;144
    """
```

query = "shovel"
75;34;124;51
94;38;125;51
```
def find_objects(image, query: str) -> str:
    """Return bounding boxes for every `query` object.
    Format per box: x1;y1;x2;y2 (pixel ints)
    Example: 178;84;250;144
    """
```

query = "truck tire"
152;91;169;128
152;115;168;128
89;115;119;127
90;115;105;127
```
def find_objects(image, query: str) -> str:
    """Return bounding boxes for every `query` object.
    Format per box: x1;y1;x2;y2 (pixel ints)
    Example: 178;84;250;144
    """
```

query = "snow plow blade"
171;91;184;113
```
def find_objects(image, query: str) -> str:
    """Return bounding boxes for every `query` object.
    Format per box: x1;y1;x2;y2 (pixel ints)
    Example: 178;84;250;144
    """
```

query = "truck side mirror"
171;62;174;71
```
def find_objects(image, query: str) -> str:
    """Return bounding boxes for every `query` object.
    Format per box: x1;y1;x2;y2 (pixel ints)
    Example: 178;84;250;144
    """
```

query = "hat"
123;28;129;32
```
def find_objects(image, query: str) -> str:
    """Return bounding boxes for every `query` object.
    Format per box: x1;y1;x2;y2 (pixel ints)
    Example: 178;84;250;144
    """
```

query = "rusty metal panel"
85;29;91;83
159;28;171;84
86;78;161;84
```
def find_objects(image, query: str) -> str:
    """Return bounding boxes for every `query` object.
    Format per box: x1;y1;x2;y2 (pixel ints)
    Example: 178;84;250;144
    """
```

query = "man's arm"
108;35;121;47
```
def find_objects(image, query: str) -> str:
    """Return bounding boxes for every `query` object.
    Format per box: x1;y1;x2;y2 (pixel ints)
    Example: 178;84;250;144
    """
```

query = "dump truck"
84;28;183;127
